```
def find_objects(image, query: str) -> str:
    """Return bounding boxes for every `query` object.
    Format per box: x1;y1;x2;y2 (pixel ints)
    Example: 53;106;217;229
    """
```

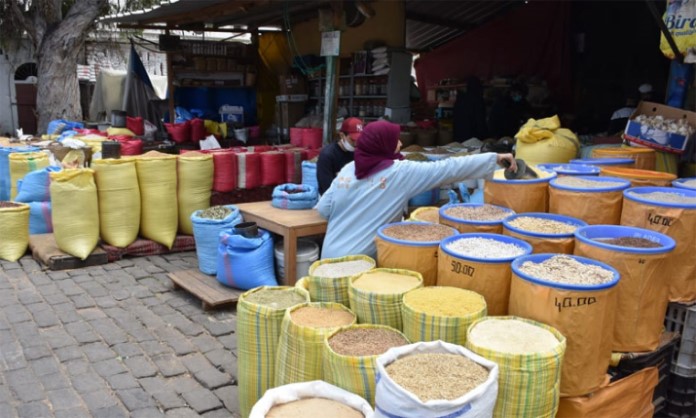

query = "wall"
0;39;35;135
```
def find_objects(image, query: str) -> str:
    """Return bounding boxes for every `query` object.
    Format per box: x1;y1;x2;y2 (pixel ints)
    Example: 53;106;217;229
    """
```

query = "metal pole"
322;55;337;145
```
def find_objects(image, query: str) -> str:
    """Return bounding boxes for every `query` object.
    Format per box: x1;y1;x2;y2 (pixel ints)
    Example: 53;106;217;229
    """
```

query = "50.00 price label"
450;260;475;277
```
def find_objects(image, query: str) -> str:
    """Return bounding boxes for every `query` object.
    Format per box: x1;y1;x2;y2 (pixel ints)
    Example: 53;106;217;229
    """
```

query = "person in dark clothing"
487;82;532;139
316;117;364;195
453;76;488;141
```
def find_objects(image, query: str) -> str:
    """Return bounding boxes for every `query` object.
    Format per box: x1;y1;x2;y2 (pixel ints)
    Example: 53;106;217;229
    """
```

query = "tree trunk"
36;40;82;132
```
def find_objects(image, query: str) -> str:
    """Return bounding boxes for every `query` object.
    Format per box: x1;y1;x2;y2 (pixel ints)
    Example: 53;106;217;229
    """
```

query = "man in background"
316;117;364;195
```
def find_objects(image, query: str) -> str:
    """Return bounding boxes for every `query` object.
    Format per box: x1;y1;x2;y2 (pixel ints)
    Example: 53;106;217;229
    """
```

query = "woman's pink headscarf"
354;120;404;179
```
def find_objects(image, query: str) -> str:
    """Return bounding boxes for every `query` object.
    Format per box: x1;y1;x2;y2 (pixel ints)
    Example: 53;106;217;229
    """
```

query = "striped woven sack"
275;302;356;386
307;255;375;307
466;316;566;418
323;324;409;406
295;276;309;293
237;286;309;418
401;286;486;346
348;268;423;331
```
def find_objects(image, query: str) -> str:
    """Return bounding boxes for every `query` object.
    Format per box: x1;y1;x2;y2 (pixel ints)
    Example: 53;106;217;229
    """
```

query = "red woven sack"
164;121;191;143
190;118;206;142
126;117;144;136
260;151;286;186
236;152;261;189
210;150;237;192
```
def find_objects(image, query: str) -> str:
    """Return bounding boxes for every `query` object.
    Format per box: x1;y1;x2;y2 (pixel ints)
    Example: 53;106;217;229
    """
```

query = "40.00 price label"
554;296;597;312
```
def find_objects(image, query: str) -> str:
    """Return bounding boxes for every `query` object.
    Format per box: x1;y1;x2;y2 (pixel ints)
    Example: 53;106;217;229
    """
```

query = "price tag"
321;31;341;57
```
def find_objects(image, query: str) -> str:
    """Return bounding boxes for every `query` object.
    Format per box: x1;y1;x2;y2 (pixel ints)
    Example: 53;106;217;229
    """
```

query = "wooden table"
236;201;327;285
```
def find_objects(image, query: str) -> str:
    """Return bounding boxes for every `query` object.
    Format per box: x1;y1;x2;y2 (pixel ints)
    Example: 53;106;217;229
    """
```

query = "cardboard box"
279;75;307;95
624;101;696;154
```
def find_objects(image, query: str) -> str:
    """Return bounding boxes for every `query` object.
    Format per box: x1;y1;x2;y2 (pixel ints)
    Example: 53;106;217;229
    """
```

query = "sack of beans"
136;151;178;248
509;254;620;396
620;187;696;302
503;213;587;254
549;176;631;225
249;380;373;418
9;151;49;200
402;287;486;346
0;201;29;261
375;222;457;286
673;177;696;191
439;203;515;234
177;152;213;235
484;168;556;213
191;205;243;275
93;158;141;248
50;169;99;260
307;255;375;307
374;340;499;418
574;225;675;352
408;206;440;223
437;233;532;316
324;324;410;405
237;286;310;418
275;302;356;386
466;316;566;418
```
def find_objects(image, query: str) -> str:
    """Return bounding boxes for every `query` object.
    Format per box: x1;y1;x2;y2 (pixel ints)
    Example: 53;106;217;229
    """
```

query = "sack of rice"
503;213;587;254
408;206;440;223
0;201;29;262
437;233;532;315
324;324;409;405
549;176;631;225
374;340;499;418
92;158;141;248
484;168;556;213
50;169;99;260
466;316;566;418
237;286;310;418
307;255;375;307
509;254;619;396
439;203;515;234
275;302;356;386
177;152;213;235
136;151;178;248
9;151;49;201
402;287;486;346
249;380;373;418
375;222;457;286
349;268;423;330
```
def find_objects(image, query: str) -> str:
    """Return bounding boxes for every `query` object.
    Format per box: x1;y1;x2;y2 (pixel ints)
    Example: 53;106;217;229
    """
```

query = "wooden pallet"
168;269;243;310
29;234;108;271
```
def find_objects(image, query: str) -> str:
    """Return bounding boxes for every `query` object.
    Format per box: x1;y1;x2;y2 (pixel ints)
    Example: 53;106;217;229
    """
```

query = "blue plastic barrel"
672;177;696;191
504;212;587;239
440;233;533;264
512;253;619;291
574;225;675;254
623;186;696;209
537;163;600;176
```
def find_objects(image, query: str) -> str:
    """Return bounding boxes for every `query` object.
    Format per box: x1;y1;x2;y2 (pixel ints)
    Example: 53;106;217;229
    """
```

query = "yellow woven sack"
9;152;49;200
204;119;227;138
177;152;213;235
136;151;178;248
466;316;566;418
237;286;310;418
408;206;440;223
93;158;140;248
50;169;99;260
514;116;580;165
106;127;135;137
275;302;356;386
307;255;376;307
485;169;555;213
0;202;29;261
323;324;409;406
295;276;309;292
402;286;486;346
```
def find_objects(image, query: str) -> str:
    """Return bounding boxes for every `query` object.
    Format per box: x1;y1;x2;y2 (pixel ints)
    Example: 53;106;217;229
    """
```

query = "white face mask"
342;138;355;152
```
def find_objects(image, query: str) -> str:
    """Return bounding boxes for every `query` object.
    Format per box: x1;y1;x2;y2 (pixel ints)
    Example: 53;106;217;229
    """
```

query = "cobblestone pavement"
0;252;240;418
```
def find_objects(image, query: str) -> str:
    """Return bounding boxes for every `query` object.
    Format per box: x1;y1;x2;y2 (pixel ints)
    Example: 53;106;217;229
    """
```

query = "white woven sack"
249;380;374;418
374;340;499;418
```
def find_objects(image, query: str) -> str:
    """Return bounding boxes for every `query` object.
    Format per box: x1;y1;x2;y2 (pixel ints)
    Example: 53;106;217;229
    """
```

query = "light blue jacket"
316;153;498;259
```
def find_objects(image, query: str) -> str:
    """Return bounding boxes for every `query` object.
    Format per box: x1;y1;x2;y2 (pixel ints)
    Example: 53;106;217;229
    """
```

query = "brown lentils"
382;224;454;242
444;204;511;221
290;306;355;328
328;328;408;356
595;237;662;248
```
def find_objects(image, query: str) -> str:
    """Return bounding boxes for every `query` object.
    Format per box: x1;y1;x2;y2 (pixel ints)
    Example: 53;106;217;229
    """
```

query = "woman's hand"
496;153;517;172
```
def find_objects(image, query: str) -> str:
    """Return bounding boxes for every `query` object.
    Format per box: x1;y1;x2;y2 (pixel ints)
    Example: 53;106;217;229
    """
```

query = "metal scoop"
502;158;539;180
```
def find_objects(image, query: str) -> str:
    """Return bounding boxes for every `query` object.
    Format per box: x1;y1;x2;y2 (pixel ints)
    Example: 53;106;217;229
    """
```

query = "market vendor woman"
316;120;516;259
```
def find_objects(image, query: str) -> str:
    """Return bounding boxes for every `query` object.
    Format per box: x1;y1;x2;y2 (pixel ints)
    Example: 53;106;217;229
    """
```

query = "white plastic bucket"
274;239;320;284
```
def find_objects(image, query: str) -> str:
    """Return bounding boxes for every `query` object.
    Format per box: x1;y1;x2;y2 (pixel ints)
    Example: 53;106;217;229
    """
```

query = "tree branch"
6;0;38;45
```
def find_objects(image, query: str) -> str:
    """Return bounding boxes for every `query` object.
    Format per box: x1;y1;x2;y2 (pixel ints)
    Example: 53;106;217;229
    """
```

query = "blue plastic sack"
0;146;40;201
175;106;194;123
191;205;243;275
47;119;84;135
216;229;277;290
271;183;318;210
28;201;52;234
15;166;61;203
301;161;319;191
408;188;439;207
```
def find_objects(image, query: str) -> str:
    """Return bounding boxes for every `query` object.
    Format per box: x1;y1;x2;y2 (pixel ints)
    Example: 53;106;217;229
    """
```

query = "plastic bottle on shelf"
358;102;366;117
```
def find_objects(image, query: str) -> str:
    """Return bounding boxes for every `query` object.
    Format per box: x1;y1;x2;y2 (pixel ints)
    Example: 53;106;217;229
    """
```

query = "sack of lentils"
275;302;356;386
349;268;423;331
620;187;696;302
509;254;619;396
307;255;375;307
323;324;410;405
374;340;499;418
466;316;566;418
401;287;486;346
237;286;310;418
439;203;515;234
375;222;457;286
484;168;556;213
549;175;631;225
437;233;532;316
503;212;587;254
574;225;676;352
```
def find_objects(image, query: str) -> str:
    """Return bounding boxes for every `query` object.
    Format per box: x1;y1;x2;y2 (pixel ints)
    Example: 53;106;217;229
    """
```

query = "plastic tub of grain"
591;146;655;170
237;286;310;417
249;380;373;418
401;287;486;346
408;206;440;223
374;340;499;418
375;222;457;286
509;254;620;396
437;233;533;315
466;316;566;418
349;268;423;330
549;175;631;225
275;302;357;386
503;212;587;254
439;203;515;234
672;177;696;191
484;168;557;213
570;157;635;169
537;163;600;177
324;324;409;405
620;187;696;302
307;255;375;307
574;225;676;352
599;167;677;187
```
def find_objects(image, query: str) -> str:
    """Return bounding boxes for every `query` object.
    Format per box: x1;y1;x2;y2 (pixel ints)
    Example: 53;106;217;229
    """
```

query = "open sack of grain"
191;205;243;275
307;256;375;307
503;213;587;254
